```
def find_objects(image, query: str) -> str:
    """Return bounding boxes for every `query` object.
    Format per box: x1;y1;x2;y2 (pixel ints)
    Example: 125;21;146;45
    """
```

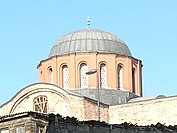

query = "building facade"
0;28;177;128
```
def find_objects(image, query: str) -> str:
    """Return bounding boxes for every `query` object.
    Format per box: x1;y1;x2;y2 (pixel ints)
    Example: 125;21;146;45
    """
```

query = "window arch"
80;63;88;89
118;64;123;89
62;65;69;89
132;68;136;93
100;63;107;88
48;66;53;83
34;95;48;113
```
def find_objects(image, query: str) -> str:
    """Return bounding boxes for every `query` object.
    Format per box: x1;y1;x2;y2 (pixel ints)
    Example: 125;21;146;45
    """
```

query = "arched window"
118;64;123;89
34;95;48;113
80;63;88;89
100;63;107;88
132;68;136;93
48;67;53;83
62;65;69;89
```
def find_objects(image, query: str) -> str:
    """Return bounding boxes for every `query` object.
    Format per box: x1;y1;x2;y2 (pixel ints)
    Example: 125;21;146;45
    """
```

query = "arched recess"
9;83;70;115
39;70;43;81
117;63;123;89
132;68;136;93
47;66;53;83
61;64;69;89
99;63;107;88
80;63;88;89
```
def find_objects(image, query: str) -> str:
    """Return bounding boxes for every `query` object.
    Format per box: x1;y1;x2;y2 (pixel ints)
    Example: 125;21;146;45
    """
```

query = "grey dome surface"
49;29;132;57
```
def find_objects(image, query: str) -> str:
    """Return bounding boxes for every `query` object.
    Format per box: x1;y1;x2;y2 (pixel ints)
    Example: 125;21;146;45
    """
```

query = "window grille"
80;63;88;89
34;96;48;113
100;64;107;88
62;65;69;89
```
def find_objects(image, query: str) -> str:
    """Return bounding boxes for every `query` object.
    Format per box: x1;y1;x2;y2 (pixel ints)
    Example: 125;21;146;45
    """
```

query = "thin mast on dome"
87;16;90;29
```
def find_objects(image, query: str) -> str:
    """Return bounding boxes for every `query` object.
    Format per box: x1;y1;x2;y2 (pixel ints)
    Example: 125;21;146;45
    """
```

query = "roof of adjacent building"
48;29;132;58
128;95;166;103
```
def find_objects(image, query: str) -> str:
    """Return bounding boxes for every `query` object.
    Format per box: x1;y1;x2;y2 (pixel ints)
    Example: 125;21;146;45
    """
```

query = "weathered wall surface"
0;83;86;120
38;53;142;96
109;96;177;126
84;98;109;122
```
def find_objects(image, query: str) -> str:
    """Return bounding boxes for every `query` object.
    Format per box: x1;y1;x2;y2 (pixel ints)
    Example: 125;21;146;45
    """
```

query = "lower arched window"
34;95;48;113
100;63;107;88
80;63;88;89
62;65;69;89
118;64;123;89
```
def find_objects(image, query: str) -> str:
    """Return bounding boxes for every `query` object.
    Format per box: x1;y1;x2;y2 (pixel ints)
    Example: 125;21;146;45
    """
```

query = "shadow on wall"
48;113;177;133
0;112;176;133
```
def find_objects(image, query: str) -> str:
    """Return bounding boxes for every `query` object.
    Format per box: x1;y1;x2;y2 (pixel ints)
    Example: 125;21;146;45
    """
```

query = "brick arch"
98;61;108;88
78;62;88;89
59;63;69;89
47;66;53;83
117;63;124;89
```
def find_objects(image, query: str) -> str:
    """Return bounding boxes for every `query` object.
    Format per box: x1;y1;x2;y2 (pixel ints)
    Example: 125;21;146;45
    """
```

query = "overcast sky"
0;0;177;104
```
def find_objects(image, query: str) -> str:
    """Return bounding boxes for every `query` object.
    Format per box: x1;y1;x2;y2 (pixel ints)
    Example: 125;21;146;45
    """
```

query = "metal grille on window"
100;64;107;88
80;63;88;89
118;64;123;89
34;96;48;113
63;65;69;89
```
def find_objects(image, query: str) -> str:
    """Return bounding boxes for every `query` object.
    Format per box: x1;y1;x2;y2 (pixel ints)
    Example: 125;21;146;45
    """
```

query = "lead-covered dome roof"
49;29;132;57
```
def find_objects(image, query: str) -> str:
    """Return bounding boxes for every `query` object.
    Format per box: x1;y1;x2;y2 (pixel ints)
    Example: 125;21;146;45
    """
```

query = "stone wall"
109;96;177;126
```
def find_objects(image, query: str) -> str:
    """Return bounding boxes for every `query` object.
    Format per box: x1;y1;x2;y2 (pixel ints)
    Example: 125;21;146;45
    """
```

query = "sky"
0;0;177;104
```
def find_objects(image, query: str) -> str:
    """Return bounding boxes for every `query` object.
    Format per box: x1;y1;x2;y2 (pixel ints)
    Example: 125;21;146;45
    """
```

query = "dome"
48;29;132;57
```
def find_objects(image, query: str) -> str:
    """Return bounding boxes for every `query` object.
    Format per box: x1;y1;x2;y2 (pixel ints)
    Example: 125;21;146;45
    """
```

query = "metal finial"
87;16;90;29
